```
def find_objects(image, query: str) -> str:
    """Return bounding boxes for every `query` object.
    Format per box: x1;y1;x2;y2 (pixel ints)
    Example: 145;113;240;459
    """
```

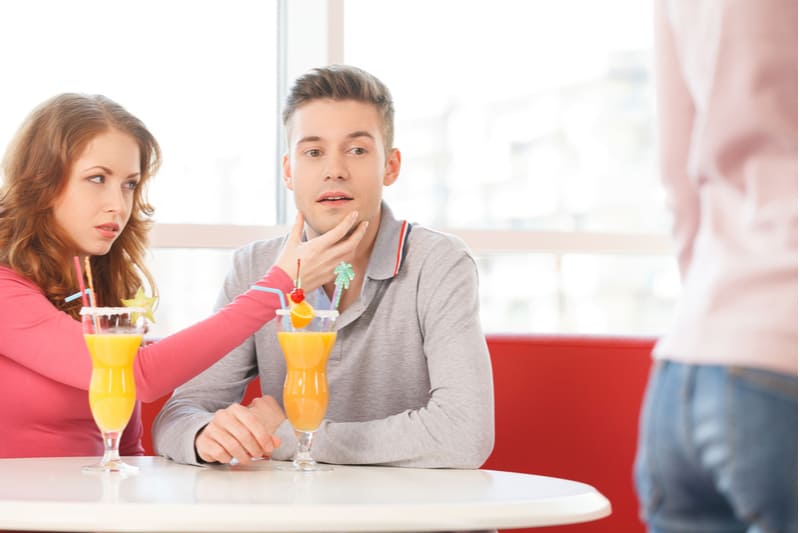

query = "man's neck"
323;212;381;312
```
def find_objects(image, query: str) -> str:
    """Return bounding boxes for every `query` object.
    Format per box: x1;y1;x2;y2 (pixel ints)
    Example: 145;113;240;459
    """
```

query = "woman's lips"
95;224;119;239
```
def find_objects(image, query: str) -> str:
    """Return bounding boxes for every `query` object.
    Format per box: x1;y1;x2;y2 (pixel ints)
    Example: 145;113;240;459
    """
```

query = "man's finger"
200;407;267;464
197;432;233;464
316;210;359;245
232;407;278;456
204;422;253;463
219;406;271;460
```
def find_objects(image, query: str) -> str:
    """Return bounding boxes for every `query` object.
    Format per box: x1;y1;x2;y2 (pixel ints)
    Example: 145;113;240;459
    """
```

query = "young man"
153;65;494;468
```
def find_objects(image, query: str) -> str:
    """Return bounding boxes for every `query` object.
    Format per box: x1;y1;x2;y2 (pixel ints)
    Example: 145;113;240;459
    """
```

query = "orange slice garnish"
289;300;314;329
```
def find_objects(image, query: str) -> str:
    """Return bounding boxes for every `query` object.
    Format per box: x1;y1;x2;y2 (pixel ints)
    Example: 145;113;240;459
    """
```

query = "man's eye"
305;149;322;157
349;147;367;155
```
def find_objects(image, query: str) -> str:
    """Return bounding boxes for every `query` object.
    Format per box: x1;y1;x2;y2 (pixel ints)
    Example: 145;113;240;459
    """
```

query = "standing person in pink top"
0;93;367;458
635;1;797;532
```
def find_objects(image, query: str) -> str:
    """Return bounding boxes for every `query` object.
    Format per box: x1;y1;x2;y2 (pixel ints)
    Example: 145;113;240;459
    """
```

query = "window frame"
150;0;671;258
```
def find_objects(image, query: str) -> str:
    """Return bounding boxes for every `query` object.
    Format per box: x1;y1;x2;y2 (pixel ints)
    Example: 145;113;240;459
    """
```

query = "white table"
0;456;610;532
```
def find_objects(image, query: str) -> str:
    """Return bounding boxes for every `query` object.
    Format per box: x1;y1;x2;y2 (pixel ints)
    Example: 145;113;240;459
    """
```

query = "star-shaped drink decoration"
121;287;157;324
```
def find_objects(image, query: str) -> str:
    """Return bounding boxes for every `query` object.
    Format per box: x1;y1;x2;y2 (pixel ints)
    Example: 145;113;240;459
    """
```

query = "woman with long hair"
0;93;366;458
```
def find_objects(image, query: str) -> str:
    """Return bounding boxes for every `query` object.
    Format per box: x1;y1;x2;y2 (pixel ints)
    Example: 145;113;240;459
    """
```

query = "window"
0;0;678;336
0;0;279;337
341;0;677;333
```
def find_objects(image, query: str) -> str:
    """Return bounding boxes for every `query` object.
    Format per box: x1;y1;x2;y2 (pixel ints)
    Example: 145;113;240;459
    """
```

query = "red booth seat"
480;335;654;533
141;334;654;533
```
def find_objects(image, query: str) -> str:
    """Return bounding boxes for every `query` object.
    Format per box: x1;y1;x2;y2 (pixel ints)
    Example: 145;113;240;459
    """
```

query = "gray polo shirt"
153;202;494;468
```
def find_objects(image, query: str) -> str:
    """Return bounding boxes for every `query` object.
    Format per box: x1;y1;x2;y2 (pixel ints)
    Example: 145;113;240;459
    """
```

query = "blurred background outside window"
0;0;678;338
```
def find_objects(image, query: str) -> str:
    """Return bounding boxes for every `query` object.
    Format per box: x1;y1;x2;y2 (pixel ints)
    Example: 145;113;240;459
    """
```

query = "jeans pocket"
728;366;797;401
724;366;798;532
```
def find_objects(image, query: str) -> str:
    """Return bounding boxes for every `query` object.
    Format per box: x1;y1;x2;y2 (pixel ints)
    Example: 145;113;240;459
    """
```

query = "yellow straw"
84;257;100;332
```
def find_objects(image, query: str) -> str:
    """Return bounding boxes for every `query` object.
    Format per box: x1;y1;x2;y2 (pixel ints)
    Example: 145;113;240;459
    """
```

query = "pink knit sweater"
653;0;798;375
0;265;291;458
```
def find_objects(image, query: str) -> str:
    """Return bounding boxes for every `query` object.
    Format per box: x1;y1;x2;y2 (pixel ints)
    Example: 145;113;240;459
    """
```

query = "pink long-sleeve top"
653;0;798;375
0;264;291;458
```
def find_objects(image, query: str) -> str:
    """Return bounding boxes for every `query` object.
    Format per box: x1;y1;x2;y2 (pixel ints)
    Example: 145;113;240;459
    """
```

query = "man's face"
282;98;400;238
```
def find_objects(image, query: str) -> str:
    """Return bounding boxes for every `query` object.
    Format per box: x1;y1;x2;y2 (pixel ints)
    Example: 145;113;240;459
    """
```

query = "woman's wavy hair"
0;93;161;320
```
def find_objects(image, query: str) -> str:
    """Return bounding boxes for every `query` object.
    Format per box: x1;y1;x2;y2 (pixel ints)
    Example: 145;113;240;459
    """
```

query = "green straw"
329;262;354;312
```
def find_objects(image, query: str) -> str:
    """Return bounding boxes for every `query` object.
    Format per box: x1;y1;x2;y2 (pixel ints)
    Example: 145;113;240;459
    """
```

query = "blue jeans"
635;361;797;533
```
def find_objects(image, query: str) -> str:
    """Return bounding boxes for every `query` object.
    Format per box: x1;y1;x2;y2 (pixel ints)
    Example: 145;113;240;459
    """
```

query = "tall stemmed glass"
275;308;338;471
80;306;145;473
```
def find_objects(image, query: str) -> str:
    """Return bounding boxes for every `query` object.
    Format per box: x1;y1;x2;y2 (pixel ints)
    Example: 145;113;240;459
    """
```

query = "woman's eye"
88;175;105;184
124;180;139;191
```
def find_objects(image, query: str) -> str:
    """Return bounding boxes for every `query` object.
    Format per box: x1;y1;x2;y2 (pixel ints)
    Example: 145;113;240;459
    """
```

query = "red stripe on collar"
393;220;411;276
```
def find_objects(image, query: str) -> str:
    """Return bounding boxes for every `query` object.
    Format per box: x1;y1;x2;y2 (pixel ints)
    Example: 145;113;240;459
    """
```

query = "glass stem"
101;431;122;465
294;430;316;465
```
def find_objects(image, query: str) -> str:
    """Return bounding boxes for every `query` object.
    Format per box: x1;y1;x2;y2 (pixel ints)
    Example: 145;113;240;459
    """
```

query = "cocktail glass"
275;308;338;471
80;306;145;474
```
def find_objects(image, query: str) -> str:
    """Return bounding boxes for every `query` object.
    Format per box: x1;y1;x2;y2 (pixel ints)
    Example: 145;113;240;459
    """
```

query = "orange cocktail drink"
275;308;338;471
278;330;337;431
80;306;145;474
85;333;141;432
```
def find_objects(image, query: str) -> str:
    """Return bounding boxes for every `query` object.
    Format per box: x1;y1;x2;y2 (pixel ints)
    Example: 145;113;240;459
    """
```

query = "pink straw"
72;256;89;308
83;257;100;333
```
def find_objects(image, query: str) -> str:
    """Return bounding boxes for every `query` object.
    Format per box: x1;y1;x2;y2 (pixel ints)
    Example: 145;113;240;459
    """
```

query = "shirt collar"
365;201;412;281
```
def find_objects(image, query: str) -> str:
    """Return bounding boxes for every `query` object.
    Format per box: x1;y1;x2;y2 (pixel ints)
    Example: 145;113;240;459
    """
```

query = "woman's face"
52;128;141;260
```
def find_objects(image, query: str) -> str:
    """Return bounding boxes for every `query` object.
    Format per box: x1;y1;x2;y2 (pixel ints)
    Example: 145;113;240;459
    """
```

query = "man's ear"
282;153;293;190
383;148;401;186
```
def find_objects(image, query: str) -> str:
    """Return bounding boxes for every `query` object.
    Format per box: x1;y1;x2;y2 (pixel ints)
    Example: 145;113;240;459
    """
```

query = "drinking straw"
84;256;100;332
64;290;88;304
72;256;89;307
249;285;289;328
329;262;354;312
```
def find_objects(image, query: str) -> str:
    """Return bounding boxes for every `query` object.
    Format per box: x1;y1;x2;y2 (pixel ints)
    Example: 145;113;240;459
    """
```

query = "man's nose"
324;153;349;181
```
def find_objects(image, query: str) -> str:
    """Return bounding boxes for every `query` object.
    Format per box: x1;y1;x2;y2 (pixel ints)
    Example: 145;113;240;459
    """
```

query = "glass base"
82;458;139;474
85;430;138;473
278;458;332;472
276;429;332;471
